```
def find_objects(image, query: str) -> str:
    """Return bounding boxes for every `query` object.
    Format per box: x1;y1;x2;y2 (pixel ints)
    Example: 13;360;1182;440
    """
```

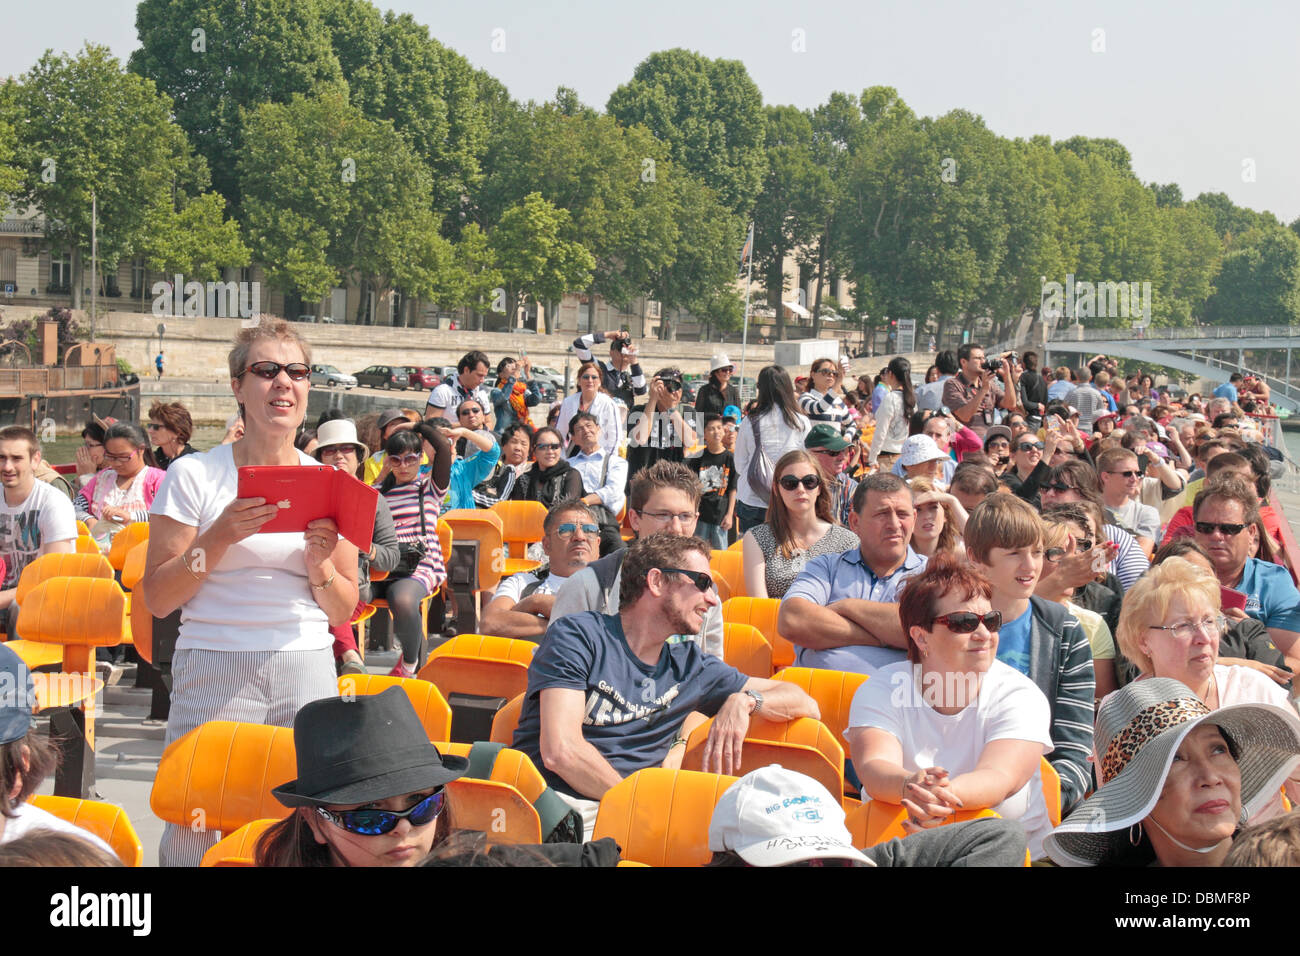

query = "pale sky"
5;0;1297;223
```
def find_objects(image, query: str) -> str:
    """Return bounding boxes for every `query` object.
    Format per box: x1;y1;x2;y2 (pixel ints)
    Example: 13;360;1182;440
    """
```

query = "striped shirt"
799;388;854;438
382;475;447;593
1104;523;1149;590
1027;596;1096;813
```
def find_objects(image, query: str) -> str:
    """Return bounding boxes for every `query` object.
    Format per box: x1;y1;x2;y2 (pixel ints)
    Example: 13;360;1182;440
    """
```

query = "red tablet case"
1220;586;1248;612
237;465;378;552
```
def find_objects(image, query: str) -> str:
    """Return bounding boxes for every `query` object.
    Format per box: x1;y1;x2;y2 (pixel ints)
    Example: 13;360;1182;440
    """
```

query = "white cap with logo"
707;766;874;867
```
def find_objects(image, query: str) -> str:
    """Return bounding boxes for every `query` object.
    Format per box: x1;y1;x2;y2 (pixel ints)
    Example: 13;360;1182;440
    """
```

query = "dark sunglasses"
1074;538;1094;552
1044;547;1066;563
1195;521;1247;536
534;442;562;452
145;422;164;431
1044;482;1076;493
661;380;683;392
315;789;445;836
392;453;422;466
1017;441;1045;452
779;474;820;491
1107;470;1140;479
657;567;715;592
554;522;599;537
458;406;482;416
931;610;1002;634
241;361;311;381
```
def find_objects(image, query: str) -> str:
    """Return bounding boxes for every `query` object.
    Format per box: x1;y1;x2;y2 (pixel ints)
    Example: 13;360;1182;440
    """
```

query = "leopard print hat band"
1099;694;1211;785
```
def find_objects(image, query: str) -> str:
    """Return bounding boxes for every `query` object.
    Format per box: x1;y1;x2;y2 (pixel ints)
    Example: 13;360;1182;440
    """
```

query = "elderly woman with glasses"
555;361;621;456
1113;555;1300;818
75;422;165;544
142;319;360;867
845;555;1057;858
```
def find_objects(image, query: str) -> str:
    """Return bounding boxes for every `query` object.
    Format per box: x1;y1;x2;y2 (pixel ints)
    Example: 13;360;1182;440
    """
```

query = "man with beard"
512;532;819;838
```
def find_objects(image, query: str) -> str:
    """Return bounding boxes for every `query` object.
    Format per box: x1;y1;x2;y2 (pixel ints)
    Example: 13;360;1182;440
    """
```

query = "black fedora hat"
273;687;468;808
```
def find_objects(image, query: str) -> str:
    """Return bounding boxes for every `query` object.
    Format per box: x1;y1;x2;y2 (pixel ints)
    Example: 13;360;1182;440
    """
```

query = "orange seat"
120;540;149;591
727;539;743;551
438;741;549;844
28;794;144;866
490;693;525;745
151;721;297;833
76;519;91;536
337;674;452;743
107;521;150;572
722;596;795;670
592;768;738;867
722;622;772;678
709;549;746;599
440;509;505;620
417;634;537;702
2;639;62;669
15;552;114;606
681;715;845;801
75;535;102;554
771;667;870;750
490;500;547;575
200;818;279;867
1040;757;1062;828
845;800;999;848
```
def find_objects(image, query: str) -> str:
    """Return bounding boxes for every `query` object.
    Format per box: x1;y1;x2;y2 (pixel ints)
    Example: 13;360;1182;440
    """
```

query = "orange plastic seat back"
491;694;525;745
727;539;743;551
129;574;154;664
418;634;537;701
845;800;999;847
108;522;150;572
682;715;845;799
490;500;548;551
29;794;144;866
17;578;127;675
437;742;548;802
1040;757;1062;827
121;540;149;591
436;520;452;571
337;674;452;742
75;535;101;554
440;509;505;592
709;550;746;599
722;597;794;669
436;741;548;843
15;552;114;605
772;667;870;745
593;768;738;867
722;623;772;678
200;819;279;867
151;721;297;832
76;519;91;536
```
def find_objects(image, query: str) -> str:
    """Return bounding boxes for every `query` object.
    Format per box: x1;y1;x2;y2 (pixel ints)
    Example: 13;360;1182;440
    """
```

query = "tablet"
236;465;378;551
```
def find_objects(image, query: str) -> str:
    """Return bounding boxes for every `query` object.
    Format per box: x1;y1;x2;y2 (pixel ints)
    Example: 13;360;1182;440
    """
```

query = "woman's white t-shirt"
149;444;330;653
734;408;812;508
847;659;1056;857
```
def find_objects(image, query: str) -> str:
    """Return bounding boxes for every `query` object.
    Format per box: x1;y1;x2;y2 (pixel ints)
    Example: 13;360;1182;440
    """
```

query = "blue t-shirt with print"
1237;558;1300;633
995;604;1034;676
512;611;749;795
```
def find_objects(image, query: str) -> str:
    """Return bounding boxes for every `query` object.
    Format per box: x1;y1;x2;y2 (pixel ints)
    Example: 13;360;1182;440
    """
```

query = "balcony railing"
0;365;118;394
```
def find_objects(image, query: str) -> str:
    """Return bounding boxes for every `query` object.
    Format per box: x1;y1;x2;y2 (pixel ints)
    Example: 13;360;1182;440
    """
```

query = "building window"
130;258;146;298
0;249;15;295
48;252;70;293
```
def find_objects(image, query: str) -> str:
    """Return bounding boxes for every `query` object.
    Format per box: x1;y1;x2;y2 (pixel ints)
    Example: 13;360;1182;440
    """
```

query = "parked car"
533;379;557;403
310;364;357;389
354;365;410;390
402;366;440;390
529;366;565;394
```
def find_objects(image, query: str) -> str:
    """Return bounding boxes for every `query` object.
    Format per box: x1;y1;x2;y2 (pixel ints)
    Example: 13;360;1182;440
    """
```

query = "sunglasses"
315;789;446;836
931;610;1003;634
778;474;820;491
145;422;164;431
1017;441;1045;452
1074;538;1094;552
1044;547;1066;563
458;407;482;417
661;380;683;392
1044;482;1076;494
534;442;562;452
1195;521;1247;536
392;453;422;466
241;361;312;381
1107;470;1140;479
554;522;599;537
657;567;715;592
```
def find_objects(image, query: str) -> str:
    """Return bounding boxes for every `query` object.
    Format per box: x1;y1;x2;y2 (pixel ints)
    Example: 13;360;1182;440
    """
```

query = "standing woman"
799;357;853;437
695;354;739;417
76;423;166;543
142;319;359;867
147;402;197;470
489;356;540;438
868;357;915;472
733;366;812;534
741;450;857;600
554;361;620;455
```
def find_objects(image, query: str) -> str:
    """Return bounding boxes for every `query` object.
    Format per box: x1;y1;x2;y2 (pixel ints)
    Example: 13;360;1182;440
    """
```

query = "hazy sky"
5;0;1297;223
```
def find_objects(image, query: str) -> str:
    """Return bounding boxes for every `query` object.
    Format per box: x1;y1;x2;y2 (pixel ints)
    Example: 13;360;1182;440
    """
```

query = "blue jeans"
695;521;727;550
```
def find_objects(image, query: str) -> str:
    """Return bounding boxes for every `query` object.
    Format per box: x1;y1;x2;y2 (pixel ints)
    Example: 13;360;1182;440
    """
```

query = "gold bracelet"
311;571;336;591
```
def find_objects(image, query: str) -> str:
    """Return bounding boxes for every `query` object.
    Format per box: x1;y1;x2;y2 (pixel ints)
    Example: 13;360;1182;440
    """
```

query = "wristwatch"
743;689;764;714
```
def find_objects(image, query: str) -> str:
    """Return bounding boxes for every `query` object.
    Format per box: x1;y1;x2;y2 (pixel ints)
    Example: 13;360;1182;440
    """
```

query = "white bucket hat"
710;354;734;373
313;418;368;460
899;434;948;468
1043;678;1300;867
708;766;874;867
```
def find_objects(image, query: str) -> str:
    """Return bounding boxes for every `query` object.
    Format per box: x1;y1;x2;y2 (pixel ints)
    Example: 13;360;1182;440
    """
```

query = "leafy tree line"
0;0;1295;339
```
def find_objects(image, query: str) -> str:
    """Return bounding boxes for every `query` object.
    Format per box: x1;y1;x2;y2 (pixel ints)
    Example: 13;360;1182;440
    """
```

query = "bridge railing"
1048;324;1300;342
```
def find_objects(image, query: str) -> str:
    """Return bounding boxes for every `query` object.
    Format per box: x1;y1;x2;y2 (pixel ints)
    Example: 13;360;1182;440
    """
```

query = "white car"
310;364;357;389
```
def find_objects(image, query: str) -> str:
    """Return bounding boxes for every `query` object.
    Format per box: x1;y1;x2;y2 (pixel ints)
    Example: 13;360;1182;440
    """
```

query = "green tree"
1188;191;1278;241
1203;227;1300;326
489;193;594;329
138;191;251;281
432;223;502;328
607;49;766;216
14;45;196;310
130;0;345;209
0;84;23;204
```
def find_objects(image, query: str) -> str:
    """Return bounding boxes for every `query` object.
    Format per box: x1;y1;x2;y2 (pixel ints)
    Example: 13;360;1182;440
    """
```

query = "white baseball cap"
707;766;874;867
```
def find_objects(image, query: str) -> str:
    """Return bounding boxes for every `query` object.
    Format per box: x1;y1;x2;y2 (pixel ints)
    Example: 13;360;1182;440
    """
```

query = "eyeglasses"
315;790;446;836
1106;470;1140;479
534;442;562;452
319;445;354;459
778;474;820;491
1074;538;1094;552
931;610;1003;634
1148;616;1227;641
813;367;836;376
1044;482;1076;494
392;453;422;466
580;374;602;382
554;522;599;538
240;361;312;381
1195;521;1247;536
1017;441;1045;452
637;509;697;525
657;567;715;592
1044;547;1066;563
458;407;481;417
103;450;138;464
145;422;164;431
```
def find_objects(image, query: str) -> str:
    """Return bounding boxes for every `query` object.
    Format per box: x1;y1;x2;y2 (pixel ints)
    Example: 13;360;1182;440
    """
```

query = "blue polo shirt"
1236;558;1300;633
1213;382;1239;403
783;546;928;675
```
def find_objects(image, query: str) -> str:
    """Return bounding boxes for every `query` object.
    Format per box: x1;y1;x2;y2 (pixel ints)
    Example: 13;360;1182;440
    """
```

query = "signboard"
896;318;916;353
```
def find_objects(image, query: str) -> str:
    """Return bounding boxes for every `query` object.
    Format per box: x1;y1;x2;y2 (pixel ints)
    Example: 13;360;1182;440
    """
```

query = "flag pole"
739;222;753;391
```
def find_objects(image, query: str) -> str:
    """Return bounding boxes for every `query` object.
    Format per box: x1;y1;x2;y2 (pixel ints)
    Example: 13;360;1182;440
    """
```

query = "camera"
982;352;1016;373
